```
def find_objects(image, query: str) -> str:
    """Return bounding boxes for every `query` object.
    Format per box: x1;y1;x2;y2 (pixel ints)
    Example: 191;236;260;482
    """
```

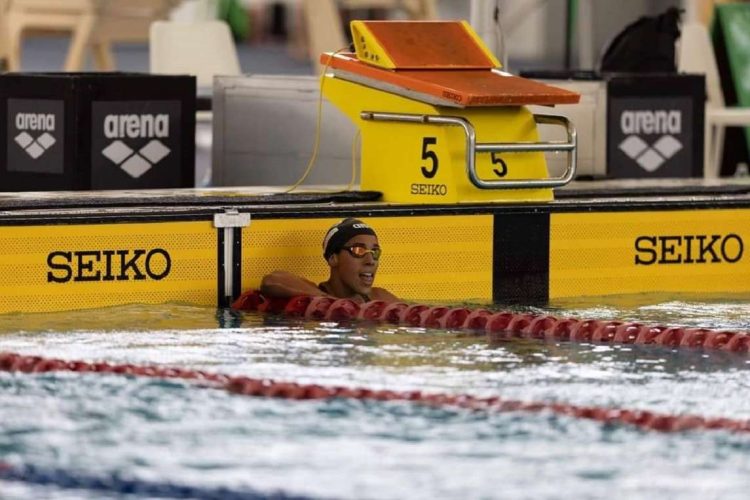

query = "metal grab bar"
360;111;577;190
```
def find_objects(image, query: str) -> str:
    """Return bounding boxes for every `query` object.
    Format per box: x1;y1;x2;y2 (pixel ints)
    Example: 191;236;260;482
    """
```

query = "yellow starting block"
321;20;581;204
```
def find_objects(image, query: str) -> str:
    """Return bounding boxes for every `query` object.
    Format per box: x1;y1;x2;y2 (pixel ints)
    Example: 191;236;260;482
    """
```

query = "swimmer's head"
322;218;377;260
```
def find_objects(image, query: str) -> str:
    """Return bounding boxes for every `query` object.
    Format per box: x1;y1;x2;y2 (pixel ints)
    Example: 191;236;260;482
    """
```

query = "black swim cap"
322;218;376;260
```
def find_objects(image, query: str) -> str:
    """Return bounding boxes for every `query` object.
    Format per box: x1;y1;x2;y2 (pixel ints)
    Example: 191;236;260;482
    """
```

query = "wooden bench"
1;0;176;71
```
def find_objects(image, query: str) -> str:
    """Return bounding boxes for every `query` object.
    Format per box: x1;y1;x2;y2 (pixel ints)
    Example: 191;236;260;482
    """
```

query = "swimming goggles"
343;245;381;260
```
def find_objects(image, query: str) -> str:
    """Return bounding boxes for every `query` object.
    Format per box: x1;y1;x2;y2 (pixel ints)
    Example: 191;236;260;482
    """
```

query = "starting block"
321;21;580;203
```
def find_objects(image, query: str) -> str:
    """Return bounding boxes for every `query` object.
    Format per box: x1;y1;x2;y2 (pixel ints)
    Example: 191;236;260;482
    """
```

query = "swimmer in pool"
260;218;398;303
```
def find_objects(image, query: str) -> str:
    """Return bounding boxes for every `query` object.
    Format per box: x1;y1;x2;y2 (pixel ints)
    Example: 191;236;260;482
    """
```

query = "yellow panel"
351;21;396;69
322;76;553;204
242;215;493;302
0;221;217;313
550;209;750;298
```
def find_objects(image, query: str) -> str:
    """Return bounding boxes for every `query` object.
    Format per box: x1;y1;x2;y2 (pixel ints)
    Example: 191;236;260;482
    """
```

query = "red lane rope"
2;351;749;435
232;291;750;354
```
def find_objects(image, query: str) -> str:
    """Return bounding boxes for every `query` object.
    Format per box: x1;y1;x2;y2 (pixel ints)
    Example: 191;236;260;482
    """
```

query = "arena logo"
101;113;171;178
13;112;57;159
618;110;683;172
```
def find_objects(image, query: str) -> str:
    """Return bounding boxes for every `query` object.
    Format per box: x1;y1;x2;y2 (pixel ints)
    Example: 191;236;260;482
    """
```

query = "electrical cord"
284;47;356;194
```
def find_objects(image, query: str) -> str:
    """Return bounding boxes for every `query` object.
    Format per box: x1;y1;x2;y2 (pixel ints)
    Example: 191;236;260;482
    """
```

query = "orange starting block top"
322;20;580;108
350;20;500;69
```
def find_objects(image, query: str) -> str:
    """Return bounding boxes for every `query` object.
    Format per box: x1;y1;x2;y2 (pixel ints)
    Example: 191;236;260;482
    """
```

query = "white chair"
89;0;177;71
678;22;750;178
0;0;9;67
2;0;176;71
3;0;95;71
149;20;241;90
150;20;241;186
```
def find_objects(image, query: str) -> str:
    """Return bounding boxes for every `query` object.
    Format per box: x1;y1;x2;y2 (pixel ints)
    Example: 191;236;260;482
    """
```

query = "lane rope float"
231;291;750;354
1;352;749;435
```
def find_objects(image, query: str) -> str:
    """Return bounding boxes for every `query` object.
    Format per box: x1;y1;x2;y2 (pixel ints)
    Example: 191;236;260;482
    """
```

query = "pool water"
1;297;749;499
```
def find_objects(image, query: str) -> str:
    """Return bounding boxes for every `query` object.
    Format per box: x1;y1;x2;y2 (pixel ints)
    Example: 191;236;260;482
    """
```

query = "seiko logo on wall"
608;97;694;178
47;248;172;283
91;100;181;188
7;98;64;174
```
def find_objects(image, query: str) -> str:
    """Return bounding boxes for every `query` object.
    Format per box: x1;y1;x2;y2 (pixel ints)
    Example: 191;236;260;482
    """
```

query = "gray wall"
437;0;681;72
585;0;680;70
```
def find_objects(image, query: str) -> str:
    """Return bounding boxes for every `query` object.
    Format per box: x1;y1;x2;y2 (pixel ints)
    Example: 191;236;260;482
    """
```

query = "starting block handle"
360;112;577;190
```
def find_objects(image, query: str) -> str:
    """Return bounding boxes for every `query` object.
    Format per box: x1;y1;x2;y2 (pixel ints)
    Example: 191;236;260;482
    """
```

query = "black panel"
0;72;195;191
493;212;550;304
607;74;705;178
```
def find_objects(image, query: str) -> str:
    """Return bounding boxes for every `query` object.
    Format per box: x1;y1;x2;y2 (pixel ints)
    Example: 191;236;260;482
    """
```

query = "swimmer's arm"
371;287;399;303
260;270;328;299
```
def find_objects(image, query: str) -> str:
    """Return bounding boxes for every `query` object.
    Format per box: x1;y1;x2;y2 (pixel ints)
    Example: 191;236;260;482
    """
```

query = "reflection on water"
0;303;254;333
1;296;749;499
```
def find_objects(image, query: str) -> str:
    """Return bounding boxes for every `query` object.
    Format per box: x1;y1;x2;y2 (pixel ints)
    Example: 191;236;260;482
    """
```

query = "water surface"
1;297;749;499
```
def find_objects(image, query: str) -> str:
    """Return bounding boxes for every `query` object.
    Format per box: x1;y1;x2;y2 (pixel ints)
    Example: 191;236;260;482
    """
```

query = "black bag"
600;7;682;73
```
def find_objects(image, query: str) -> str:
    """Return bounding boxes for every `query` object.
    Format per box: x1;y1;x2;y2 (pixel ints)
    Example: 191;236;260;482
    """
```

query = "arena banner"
0;73;194;191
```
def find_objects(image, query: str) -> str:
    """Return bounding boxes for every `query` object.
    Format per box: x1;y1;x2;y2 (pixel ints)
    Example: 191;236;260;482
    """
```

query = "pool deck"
1;177;750;218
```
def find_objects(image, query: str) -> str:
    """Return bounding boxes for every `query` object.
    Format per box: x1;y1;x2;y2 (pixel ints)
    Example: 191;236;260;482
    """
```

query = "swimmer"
261;218;398;303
